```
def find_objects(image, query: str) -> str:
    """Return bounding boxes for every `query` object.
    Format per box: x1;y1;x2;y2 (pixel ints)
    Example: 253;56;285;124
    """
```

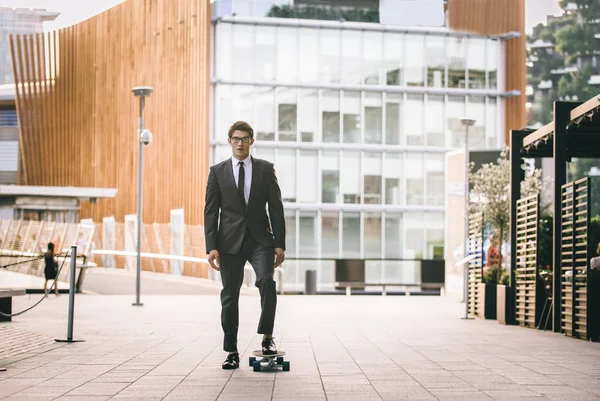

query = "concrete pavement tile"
510;376;565;385
65;382;130;396
326;395;383;401
483;389;547;400
322;382;377;394
54;396;111;401
429;389;495;401
320;374;369;384
378;388;437;400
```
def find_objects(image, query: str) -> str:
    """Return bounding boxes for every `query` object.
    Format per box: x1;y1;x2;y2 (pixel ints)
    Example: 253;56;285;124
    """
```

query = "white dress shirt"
232;156;252;204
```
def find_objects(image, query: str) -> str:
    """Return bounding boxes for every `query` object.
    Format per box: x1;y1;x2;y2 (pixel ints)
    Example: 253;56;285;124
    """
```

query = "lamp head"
132;86;154;97
460;117;476;127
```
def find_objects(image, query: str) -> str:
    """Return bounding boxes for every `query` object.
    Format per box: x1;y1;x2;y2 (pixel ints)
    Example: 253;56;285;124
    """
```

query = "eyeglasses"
230;136;251;143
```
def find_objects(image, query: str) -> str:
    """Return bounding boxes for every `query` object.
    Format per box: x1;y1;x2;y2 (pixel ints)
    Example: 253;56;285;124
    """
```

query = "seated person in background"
486;237;501;267
591;242;600;271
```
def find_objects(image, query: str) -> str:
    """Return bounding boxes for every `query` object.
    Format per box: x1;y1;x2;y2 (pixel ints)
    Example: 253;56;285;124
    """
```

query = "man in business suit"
204;120;286;370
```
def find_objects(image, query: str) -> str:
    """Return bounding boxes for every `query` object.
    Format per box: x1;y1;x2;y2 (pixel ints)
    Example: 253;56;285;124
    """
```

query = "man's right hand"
208;250;220;271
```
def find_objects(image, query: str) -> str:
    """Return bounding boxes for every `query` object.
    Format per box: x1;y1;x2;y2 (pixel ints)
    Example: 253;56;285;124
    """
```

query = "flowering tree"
469;147;549;282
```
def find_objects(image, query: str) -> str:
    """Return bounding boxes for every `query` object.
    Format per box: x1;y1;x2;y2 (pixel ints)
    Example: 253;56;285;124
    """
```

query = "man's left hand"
274;248;285;268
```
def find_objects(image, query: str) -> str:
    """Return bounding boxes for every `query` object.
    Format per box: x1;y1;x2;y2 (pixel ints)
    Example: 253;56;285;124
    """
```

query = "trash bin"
305;270;317;294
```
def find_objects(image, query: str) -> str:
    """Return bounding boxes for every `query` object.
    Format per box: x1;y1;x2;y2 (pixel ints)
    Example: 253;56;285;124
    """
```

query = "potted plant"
478;264;509;320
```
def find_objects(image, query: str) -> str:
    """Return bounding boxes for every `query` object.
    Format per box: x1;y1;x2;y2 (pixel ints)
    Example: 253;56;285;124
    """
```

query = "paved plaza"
1;293;600;401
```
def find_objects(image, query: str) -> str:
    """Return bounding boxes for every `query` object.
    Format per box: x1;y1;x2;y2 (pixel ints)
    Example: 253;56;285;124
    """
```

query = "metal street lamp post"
132;86;154;307
460;117;476;320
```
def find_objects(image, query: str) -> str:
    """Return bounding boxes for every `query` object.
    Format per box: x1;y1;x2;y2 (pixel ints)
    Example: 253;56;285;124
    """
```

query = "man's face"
228;129;254;160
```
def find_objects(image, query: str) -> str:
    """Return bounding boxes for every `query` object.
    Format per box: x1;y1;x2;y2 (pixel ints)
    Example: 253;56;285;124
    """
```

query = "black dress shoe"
261;337;277;355
222;352;239;370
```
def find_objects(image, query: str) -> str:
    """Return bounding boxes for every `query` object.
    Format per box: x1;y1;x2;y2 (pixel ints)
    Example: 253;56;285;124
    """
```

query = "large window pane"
447;96;466;147
219;85;254;139
384;153;402;205
255;87;275;141
322;151;339;203
404;212;424;259
299;212;317;257
486;97;498;148
298;150;318;203
385;94;401;145
298;89;318;142
277;88;297;142
426;36;445;88
365;93;382;144
342;151;360;204
255;26;275;81
343;91;361;144
276;26;297;83
404;94;424;146
342;212;360;258
425;95;444;146
364;213;382;258
468;38;486;90
285;214;297;257
405;35;424;86
276;149;296;202
385;213;402;259
487;39;499;89
232;24;254;81
363;31;383;85
467;96;486;148
321;212;339;258
298;28;319;84
426;154;444;206
252;146;274;162
341;30;362;85
322;90;340;143
425;212;444;259
215;23;232;80
448;37;466;88
384;33;403;86
405;153;424;205
320;29;340;84
363;152;382;204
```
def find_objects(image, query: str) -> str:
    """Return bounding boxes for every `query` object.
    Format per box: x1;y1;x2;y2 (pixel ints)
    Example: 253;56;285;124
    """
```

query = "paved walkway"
1;294;599;401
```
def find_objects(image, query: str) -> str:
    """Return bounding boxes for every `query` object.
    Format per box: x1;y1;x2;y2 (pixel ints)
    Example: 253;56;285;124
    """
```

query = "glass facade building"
211;14;510;289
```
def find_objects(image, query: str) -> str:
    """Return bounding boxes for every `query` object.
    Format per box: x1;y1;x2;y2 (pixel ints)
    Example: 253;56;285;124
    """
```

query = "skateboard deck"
249;350;290;371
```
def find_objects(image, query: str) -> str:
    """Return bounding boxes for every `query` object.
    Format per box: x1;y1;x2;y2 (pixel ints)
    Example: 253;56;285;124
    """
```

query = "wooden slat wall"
515;194;539;328
9;0;210;225
468;211;484;318
448;0;526;144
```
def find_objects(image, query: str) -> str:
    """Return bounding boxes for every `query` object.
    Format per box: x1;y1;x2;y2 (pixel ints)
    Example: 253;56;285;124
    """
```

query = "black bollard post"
55;246;85;343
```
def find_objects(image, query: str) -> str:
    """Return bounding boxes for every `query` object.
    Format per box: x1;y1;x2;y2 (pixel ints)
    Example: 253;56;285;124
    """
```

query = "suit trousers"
219;231;277;352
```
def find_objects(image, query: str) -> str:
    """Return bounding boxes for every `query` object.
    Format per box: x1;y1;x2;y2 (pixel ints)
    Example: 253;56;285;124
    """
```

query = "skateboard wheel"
253;360;261;372
282;361;290;371
276;356;284;365
249;356;256;366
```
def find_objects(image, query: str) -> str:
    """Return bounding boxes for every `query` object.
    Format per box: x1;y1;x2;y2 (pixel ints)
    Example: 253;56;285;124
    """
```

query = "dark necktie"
238;161;245;204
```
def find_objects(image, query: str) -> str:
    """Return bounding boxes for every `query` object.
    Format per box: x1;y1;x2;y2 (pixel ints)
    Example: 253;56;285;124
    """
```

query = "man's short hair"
228;121;254;139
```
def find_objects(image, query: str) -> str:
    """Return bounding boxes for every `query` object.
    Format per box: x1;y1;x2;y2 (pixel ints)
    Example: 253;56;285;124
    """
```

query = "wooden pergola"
509;94;600;331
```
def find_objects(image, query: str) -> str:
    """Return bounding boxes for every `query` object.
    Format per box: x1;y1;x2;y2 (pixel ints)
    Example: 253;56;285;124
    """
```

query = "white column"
170;208;185;276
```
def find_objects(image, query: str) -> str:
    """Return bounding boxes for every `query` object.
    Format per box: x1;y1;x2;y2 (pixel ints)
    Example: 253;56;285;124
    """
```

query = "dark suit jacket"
204;156;286;255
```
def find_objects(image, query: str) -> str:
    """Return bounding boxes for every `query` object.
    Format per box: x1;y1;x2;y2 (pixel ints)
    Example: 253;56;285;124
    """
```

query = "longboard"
249;350;290;372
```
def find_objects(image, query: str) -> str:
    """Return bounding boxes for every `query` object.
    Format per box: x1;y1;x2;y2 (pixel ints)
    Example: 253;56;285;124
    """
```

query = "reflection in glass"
404;94;424;146
298;150;318;203
384;33;403;85
342;212;360;258
447;96;466;147
363;31;383;85
385;213;402;259
299;212;317;257
285;214;296;257
425;212;444;259
232;24;254;81
467;96;486;148
486;97;497;148
405;35;424;86
321;212;339;258
254;87;275;141
448;37;466;88
425;95;444;146
298;28;319;84
365;93;382;144
216;23;232;80
404;212;424;259
343;91;361;144
487;39;498;89
341;30;362;85
219;85;254;138
277;88;297;141
342;151;360;204
426;36;445;88
255;26;275;81
276;149;296;202
426;154;444;206
322;90;340;143
405;153;424;205
276;26;298;83
298;89;318;142
386;94;401;145
322;151;340;203
468;38;486;89
364;213;382;258
363;152;382;204
384;153;402;205
320;29;341;84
